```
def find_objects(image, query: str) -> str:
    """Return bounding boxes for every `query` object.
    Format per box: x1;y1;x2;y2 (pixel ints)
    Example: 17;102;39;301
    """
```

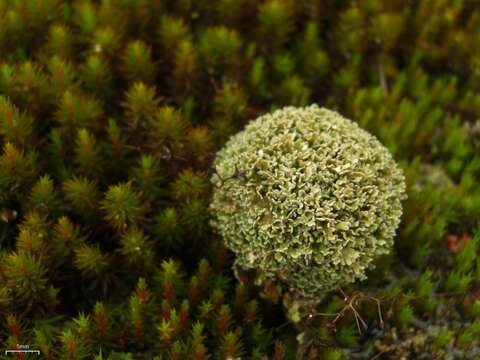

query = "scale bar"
5;350;40;355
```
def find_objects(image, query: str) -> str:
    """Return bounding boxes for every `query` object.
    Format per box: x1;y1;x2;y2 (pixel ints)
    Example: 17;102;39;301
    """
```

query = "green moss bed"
0;0;479;359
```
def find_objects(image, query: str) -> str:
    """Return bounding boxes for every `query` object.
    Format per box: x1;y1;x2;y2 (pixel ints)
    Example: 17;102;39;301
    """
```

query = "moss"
0;0;479;357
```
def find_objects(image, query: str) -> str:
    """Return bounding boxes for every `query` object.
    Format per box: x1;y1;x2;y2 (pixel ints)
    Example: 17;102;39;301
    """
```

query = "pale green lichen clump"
210;105;407;299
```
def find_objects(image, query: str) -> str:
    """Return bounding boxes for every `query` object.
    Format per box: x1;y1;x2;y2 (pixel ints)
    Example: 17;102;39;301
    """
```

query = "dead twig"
309;287;384;335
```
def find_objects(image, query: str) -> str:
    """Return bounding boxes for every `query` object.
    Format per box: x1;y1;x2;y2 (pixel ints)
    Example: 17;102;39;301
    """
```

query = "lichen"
210;105;407;299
